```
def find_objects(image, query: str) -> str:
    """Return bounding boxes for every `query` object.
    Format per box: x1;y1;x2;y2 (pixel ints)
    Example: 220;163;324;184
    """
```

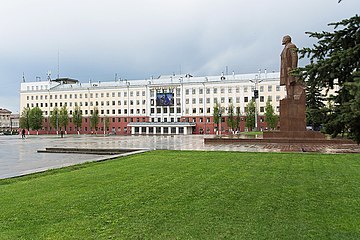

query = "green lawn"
1;151;360;239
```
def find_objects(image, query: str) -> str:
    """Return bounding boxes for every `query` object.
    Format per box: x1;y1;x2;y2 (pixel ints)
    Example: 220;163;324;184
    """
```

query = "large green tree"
19;107;31;133
298;15;360;143
264;100;278;130
29;107;44;134
72;106;83;134
245;100;256;131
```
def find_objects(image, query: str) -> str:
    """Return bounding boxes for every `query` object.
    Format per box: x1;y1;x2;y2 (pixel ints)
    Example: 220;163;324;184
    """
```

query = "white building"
20;72;286;135
0;108;12;133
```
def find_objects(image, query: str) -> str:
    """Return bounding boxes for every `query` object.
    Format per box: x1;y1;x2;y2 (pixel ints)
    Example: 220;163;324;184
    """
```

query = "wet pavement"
1;134;359;179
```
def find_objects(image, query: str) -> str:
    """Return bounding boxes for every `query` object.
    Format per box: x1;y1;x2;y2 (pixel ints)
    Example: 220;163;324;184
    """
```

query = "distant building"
0;108;12;132
10;114;20;132
20;72;286;135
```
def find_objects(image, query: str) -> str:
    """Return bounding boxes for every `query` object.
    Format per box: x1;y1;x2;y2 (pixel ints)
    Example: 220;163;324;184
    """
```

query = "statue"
280;35;305;100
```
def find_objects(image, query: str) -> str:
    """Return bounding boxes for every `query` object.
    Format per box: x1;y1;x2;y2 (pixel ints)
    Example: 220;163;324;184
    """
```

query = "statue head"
282;35;291;45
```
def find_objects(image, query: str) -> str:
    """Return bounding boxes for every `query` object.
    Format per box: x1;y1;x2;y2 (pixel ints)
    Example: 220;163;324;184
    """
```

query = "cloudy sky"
1;0;359;113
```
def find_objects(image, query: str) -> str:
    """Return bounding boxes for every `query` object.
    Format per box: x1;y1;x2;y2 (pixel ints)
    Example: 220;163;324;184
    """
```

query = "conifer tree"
298;15;360;143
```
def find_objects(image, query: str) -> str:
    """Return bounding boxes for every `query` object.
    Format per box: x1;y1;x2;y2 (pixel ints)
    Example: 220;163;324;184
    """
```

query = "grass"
238;131;263;135
1;150;360;239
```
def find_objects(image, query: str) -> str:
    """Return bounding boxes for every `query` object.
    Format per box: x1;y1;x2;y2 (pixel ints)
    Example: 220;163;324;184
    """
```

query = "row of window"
26;90;147;101
184;85;280;95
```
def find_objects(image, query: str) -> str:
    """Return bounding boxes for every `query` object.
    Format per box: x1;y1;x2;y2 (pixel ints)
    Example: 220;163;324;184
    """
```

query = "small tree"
19;107;31;134
29;107;44;134
50;107;59;134
58;106;69;133
226;104;236;133
104;116;110;133
90;107;99;134
213;102;223;134
245;99;256;131
264;100;278;130
72;106;82;134
235;107;241;132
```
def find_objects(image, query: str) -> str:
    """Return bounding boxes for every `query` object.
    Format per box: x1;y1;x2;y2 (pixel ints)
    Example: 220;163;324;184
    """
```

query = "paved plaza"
0;134;263;179
1;134;359;179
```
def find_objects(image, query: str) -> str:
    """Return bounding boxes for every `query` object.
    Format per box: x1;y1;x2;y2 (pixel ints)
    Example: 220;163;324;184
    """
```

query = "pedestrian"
21;129;26;139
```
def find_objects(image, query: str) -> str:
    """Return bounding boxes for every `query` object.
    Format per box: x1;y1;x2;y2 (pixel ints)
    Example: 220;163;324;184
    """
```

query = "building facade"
20;72;286;135
0;108;12;133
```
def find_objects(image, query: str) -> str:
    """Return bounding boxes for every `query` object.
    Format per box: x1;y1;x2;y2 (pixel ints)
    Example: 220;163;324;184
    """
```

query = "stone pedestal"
263;95;326;140
279;96;306;132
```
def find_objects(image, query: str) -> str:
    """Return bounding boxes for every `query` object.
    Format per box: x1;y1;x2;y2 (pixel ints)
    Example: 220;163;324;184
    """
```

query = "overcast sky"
1;0;359;112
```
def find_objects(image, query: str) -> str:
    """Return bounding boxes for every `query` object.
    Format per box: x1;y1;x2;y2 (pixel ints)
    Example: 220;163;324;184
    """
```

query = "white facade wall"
20;73;286;121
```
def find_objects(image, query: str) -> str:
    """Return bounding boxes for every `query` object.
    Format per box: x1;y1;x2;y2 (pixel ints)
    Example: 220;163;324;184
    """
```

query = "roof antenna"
22;72;26;82
57;50;60;79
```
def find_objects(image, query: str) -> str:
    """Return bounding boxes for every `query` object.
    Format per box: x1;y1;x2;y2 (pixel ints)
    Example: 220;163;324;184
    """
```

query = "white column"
139;127;142;134
153;127;156;134
176;127;179;134
168;127;171;134
161;127;164;134
146;127;149;134
184;126;188;135
131;126;135;135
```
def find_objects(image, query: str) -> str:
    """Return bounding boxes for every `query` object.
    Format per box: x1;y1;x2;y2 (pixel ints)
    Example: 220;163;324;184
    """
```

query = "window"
199;88;203;94
260;86;264;92
228;88;232;93
244;87;248;93
268;96;272;102
221;88;225;93
206;98;210;104
244;97;249;102
213;88;217;94
260;96;265;102
260;107;264;112
185;89;189;95
192;98;196;104
276;95;280;102
268;85;273;92
199;98;203;104
192;89;196;94
276;85;281;91
206;88;210;94
186;99;189;104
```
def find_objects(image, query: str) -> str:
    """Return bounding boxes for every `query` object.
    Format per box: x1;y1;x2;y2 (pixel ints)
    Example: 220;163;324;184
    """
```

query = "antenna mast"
57;50;60;79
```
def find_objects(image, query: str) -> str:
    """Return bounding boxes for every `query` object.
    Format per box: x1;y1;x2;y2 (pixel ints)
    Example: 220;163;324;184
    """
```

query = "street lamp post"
219;112;222;135
250;70;263;131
